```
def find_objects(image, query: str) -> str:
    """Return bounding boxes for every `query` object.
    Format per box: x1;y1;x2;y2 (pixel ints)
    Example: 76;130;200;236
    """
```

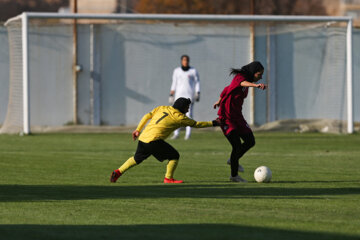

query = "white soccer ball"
254;166;272;183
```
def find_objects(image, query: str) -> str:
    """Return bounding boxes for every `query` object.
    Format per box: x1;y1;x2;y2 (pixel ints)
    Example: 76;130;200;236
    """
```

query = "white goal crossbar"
4;13;354;134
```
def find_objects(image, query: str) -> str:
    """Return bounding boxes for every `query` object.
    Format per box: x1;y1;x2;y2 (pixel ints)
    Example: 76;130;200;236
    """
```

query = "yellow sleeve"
180;116;213;128
136;107;160;132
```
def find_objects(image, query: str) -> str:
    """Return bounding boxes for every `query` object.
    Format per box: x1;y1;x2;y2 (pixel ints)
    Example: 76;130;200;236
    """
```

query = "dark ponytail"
229;61;264;81
229;68;243;76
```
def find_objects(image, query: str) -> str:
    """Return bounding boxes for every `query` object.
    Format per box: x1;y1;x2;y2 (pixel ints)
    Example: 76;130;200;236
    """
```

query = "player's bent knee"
173;152;180;160
134;157;144;164
249;138;255;148
244;135;256;149
170;151;180;160
245;140;255;150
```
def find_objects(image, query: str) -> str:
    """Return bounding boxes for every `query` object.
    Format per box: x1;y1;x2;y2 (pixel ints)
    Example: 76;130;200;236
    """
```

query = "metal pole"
249;0;255;125
90;24;94;125
268;26;277;123
19;13;352;22
22;13;30;134
90;24;101;126
72;0;78;124
266;25;270;123
346;19;353;134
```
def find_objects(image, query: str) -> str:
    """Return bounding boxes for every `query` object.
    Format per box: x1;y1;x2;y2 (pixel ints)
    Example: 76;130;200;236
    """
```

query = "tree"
134;0;327;15
0;0;69;22
134;0;250;14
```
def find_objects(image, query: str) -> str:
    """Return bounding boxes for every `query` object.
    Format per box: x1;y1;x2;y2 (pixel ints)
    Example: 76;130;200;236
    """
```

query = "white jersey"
170;67;200;101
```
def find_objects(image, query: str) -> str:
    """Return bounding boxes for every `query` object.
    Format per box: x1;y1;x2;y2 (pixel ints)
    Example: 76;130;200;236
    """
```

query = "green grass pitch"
0;131;359;240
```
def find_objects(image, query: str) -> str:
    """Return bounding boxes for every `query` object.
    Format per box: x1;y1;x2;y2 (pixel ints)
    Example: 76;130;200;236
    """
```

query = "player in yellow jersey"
110;97;220;183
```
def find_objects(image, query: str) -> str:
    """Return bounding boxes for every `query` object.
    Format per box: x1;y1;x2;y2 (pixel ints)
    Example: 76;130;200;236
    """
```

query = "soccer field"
0;131;359;240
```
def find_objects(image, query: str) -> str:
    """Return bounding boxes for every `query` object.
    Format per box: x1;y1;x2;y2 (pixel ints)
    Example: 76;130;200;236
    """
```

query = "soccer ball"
254;166;272;183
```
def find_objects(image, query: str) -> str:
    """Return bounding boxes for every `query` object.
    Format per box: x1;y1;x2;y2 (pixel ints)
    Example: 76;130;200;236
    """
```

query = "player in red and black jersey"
214;61;267;183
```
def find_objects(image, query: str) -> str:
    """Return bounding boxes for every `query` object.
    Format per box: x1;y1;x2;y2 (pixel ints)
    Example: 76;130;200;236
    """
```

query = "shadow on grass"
0;184;359;202
272;180;360;184
0;224;359;240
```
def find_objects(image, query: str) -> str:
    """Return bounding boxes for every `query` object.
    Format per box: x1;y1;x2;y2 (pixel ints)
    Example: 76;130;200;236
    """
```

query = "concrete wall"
0;22;359;128
28;25;73;126
75;23;251;125
254;25;355;125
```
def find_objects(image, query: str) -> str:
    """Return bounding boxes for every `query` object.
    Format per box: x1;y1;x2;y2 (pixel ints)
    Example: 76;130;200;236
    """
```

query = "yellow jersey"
136;106;213;143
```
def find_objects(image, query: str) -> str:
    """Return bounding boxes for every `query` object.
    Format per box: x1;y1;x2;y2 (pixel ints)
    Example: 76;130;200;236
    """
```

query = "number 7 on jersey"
156;112;169;124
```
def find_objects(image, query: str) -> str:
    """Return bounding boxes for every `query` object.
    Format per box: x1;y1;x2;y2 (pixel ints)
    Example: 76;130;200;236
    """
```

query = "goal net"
1;19;24;134
1;13;353;134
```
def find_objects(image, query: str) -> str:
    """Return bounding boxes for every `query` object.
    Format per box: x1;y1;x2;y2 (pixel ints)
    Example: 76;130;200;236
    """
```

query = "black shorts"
134;140;180;164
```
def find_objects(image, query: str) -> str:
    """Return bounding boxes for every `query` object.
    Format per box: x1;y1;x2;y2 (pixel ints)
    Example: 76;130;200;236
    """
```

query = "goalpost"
1;13;354;134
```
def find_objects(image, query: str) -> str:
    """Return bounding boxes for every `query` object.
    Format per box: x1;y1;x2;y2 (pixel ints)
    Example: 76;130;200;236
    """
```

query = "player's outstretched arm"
132;130;140;141
181;116;221;128
240;81;267;90
255;83;267;90
213;97;222;109
212;118;221;126
134;109;157;140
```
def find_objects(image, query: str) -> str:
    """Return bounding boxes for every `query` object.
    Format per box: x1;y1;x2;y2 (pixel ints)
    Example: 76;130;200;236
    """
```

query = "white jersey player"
169;55;200;140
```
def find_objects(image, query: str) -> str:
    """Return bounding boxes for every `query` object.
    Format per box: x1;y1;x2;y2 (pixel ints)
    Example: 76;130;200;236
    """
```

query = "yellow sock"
165;159;179;179
119;157;137;174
